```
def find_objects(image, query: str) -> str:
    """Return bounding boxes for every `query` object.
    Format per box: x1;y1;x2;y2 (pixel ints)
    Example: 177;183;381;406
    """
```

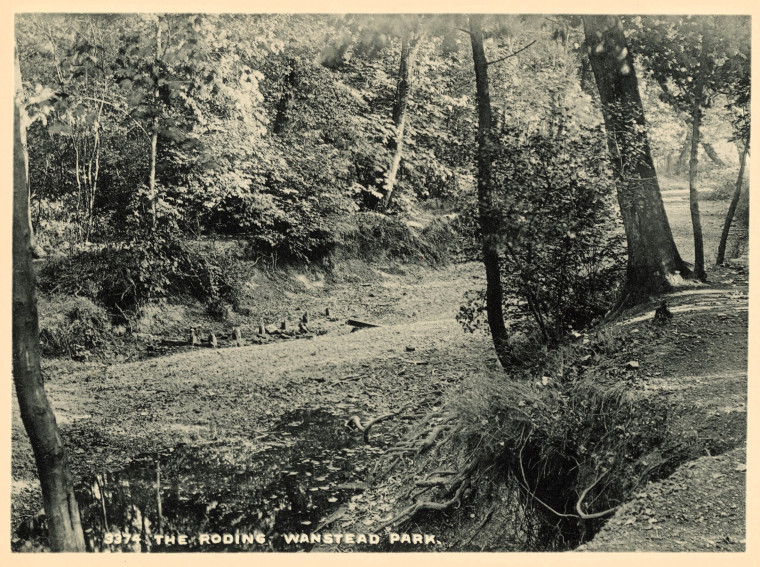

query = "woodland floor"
10;181;750;552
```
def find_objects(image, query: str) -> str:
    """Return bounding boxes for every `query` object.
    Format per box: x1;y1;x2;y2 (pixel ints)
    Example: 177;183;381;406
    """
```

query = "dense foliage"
458;124;625;349
16;13;749;342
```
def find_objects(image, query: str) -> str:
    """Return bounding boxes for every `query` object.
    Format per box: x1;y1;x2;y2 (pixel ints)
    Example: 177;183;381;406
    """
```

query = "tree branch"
77;96;151;140
487;40;537;66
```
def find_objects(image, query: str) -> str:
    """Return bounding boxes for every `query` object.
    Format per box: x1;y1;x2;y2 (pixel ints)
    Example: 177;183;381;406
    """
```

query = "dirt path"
578;262;748;551
12;261;495;532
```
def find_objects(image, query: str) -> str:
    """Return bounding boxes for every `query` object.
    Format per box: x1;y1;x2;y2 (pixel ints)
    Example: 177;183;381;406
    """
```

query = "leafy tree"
627;15;751;280
468;14;510;366
491;127;624;346
13;45;86;552
582;15;691;305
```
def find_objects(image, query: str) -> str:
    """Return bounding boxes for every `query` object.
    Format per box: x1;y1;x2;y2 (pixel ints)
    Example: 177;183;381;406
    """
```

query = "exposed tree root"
373;460;478;533
386;418;454;456
574;466;618;520
517;444;618;520
344;406;411;444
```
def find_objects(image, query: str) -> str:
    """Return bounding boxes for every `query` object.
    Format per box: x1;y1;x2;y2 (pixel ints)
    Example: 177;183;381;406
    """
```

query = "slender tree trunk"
688;108;707;281
701;142;726;167
273;58;297;135
469;15;509;367
381;31;421;211
717;138;749;264
86;104;103;242
583;16;691;305
149;20;162;232
14;47;86;553
688;29;711;282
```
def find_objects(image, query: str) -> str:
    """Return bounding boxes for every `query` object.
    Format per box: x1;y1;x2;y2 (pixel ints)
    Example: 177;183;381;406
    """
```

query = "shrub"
458;126;625;347
31;198;81;255
38;296;111;358
333;212;454;264
37;231;245;316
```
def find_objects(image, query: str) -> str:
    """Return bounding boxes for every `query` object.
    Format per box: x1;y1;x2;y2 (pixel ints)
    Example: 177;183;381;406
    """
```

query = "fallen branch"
346;318;382;329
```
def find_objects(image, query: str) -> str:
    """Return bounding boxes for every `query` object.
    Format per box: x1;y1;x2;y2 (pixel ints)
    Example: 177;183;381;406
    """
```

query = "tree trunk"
14;47;86;552
381;31;421;211
15;61;44;257
716;138;749;265
272;58;297;135
149;20;162;232
688;100;707;279
469;15;510;368
688;28;711;282
701;141;726;167
583;16;691;304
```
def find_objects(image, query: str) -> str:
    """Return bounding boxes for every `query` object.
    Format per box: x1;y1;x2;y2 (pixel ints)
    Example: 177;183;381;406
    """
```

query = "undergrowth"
38;296;112;358
322;212;456;266
362;329;692;550
37;233;246;319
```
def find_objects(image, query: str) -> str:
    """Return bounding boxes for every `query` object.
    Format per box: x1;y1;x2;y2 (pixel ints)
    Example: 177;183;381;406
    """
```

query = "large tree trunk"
469;15;509;367
14;47;86;552
381;30;421;211
688;34;709;282
583;16;691;304
717;138;749;265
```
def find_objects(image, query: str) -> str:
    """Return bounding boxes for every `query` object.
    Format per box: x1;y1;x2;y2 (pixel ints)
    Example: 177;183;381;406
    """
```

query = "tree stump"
233;327;243;347
653;301;673;324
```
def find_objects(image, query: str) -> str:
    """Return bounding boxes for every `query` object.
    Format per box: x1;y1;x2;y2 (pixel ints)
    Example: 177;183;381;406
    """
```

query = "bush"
31;198;81;255
38;296;111;358
458;126;625;347
332;212;454;264
702;170;749;201
37;232;245;316
448;334;681;547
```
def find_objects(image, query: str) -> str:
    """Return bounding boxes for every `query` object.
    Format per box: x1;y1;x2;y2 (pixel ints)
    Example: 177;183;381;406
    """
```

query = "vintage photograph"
11;12;750;552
